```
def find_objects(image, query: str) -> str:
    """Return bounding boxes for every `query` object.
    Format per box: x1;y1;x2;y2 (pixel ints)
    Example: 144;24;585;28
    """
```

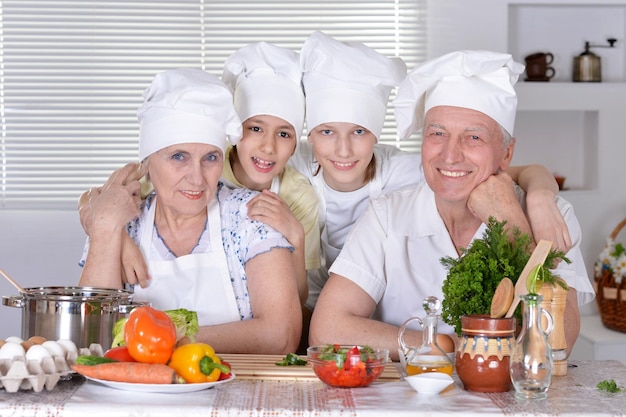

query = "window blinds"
0;0;426;209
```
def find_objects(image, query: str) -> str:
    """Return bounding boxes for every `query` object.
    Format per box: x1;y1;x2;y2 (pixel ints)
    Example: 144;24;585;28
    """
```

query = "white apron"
311;173;383;269
132;196;240;326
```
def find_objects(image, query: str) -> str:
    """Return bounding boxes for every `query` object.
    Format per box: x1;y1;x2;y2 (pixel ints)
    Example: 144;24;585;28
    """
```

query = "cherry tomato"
218;360;232;381
103;346;137;362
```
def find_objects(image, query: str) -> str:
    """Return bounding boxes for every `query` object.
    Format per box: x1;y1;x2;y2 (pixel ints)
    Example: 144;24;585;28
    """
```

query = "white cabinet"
571;315;626;364
512;82;626;192
507;0;626;192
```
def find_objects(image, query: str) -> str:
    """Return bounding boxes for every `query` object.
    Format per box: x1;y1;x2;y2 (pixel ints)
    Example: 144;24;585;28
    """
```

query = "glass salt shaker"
397;296;454;377
510;293;554;400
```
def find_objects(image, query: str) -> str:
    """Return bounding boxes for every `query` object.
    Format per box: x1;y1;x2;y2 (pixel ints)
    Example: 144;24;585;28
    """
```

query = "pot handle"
2;295;24;308
105;301;151;315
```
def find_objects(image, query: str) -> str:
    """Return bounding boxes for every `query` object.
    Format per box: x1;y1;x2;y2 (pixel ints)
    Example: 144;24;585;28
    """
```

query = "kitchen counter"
1;359;625;416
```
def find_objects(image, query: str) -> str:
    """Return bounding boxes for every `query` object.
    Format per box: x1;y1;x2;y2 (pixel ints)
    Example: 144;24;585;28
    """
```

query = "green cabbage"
166;308;199;342
111;308;199;348
111;316;128;348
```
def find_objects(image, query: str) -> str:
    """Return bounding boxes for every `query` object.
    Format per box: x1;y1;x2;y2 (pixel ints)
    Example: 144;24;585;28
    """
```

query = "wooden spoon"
504;239;553;319
0;268;26;293
490;277;514;318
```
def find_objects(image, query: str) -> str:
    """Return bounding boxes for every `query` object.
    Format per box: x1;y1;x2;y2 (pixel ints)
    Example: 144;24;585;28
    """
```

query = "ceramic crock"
2;286;144;349
455;314;516;393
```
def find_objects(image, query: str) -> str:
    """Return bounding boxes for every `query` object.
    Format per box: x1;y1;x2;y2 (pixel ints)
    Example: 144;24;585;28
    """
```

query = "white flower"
615;253;626;284
595;237;626;281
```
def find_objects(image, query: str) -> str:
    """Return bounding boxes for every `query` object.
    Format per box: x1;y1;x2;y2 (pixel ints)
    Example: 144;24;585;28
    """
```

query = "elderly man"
309;50;595;361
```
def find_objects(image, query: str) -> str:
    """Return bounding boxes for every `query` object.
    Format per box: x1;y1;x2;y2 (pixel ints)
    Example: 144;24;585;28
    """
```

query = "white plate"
84;373;235;393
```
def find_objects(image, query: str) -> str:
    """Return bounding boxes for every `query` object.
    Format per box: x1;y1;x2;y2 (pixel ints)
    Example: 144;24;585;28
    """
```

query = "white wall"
0;211;86;338
1;0;624;338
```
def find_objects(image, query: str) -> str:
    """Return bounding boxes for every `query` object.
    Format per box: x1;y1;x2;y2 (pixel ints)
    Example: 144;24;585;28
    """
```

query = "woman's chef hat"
300;31;407;140
137;68;242;160
394;50;525;139
222;42;305;138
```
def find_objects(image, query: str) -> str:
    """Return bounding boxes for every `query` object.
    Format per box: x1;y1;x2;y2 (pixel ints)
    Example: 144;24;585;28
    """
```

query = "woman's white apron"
132;196;240;326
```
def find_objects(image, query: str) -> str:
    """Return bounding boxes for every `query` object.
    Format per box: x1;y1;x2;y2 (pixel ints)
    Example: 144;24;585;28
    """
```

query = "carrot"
71;362;186;384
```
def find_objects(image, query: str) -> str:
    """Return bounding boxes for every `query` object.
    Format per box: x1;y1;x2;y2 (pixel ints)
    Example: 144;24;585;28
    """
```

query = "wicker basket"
594;218;626;333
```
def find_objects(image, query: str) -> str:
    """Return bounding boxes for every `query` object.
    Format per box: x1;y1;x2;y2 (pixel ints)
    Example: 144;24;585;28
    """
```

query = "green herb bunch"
597;379;625;393
440;217;568;336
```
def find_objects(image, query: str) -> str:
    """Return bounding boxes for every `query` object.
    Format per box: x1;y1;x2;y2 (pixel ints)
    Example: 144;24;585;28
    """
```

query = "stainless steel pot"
2;286;144;349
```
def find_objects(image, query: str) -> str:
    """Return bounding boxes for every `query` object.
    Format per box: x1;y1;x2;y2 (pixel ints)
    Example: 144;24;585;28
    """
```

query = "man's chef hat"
137;68;242;160
223;42;305;138
300;31;407;140
394;50;525;139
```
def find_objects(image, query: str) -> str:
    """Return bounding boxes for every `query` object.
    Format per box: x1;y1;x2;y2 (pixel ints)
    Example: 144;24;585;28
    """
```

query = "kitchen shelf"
515;82;626;109
507;2;626;83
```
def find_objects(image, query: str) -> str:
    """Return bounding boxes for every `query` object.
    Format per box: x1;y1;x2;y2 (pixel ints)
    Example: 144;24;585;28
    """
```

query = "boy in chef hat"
309;50;594;360
80;68;302;353
222;42;320;306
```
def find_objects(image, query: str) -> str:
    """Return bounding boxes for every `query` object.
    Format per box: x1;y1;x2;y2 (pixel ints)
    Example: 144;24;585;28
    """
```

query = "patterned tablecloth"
1;360;626;417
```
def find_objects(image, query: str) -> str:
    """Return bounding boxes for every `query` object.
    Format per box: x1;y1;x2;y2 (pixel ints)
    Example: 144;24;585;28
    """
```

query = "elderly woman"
78;68;301;354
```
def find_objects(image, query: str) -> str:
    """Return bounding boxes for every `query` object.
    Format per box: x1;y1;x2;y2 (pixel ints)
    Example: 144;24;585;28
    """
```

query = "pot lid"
19;286;132;301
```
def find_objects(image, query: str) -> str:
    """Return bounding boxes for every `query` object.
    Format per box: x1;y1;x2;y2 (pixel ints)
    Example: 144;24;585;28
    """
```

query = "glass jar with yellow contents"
397;296;454;377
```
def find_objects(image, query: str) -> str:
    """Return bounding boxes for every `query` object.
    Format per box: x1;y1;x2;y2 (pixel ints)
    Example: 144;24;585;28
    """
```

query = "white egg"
56;339;77;354
25;344;52;361
4;336;24;344
0;342;26;359
42;340;65;357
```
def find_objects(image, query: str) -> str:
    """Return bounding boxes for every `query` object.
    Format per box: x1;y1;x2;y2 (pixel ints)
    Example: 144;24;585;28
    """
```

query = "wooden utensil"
0;268;26;293
504;240;553;318
490;277;514;318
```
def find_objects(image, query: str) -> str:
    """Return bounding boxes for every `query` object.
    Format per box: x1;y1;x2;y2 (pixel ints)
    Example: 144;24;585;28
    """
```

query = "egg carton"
0;343;104;393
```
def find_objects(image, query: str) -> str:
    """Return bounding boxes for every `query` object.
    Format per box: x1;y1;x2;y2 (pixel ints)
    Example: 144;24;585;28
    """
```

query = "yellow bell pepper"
168;343;230;383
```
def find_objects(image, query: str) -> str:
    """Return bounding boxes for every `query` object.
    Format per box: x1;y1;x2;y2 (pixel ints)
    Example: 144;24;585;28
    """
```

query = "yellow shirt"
221;147;321;270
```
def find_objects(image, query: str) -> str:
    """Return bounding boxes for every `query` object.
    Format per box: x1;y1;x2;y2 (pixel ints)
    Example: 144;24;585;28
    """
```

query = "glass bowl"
307;344;389;388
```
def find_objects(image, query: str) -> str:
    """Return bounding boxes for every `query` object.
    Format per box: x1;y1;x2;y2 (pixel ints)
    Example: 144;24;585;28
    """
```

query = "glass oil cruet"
397;296;454;376
510;293;554;400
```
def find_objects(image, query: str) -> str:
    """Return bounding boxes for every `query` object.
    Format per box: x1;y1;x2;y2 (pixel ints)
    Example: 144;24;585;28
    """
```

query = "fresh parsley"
597;379;624;393
440;217;568;336
275;353;307;366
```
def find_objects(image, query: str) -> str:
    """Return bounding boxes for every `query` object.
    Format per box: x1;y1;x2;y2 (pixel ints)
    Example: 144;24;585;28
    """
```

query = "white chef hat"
137;68;242;160
300;31;407;140
223;42;305;138
394;50;525;139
